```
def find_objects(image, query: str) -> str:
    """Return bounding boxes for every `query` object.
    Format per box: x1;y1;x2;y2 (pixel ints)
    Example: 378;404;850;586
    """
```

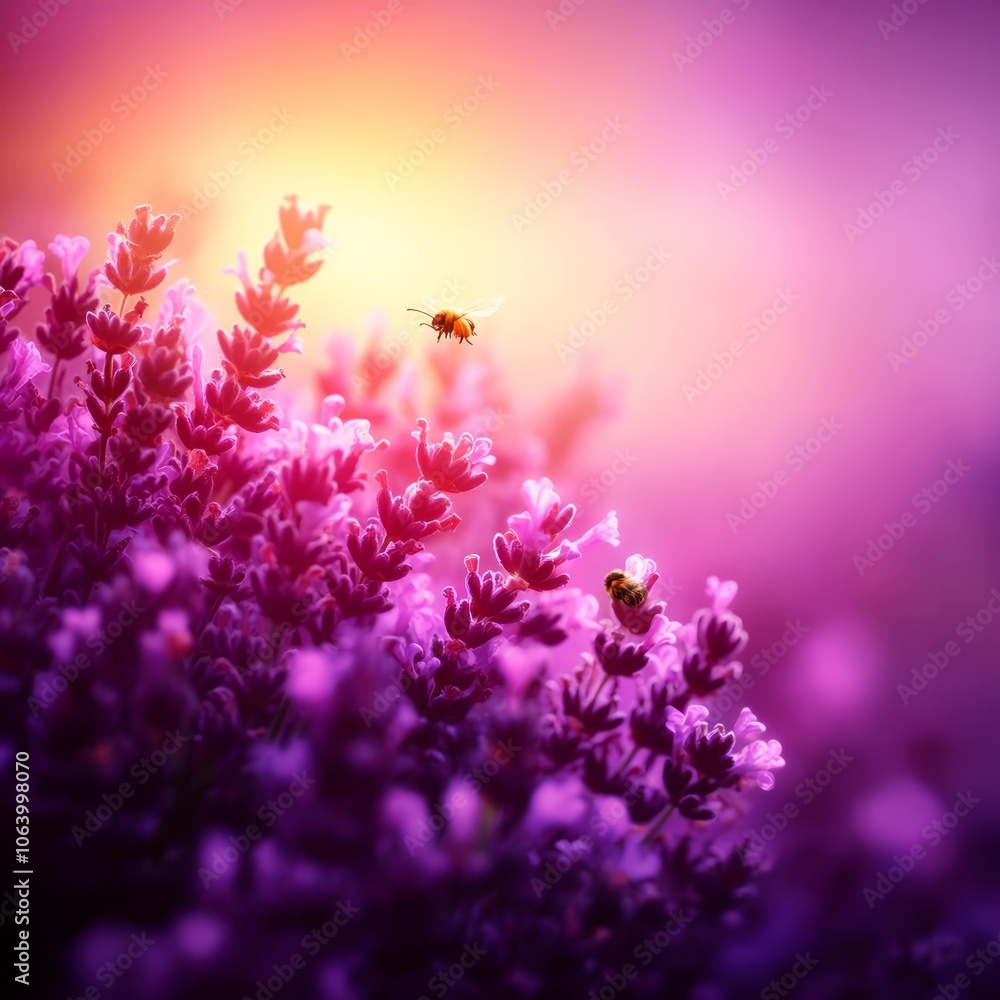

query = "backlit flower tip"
676;707;784;792
665;703;711;744
204;371;280;433
155;279;214;346
264;197;335;286
278;195;331;252
8;239;46;296
461;554;530;624
347;522;415;582
0;339;50;422
226;252;305;347
624;553;661;591
412;418;494;493
262;235;325;288
640;613;681;650
553;508;620;562
85;305;144;355
217;326;284;389
48;235;90;284
116;205;181;262
730;711;785;790
731;706;767;747
706;575;739;615
508;478;573;549
443;587;503;648
493;530;569;592
103;233;167;298
374;470;461;540
293;396;388;495
731;739;785;791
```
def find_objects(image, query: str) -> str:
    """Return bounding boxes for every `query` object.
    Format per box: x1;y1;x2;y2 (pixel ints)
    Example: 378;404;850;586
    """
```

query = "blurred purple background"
4;0;1000;995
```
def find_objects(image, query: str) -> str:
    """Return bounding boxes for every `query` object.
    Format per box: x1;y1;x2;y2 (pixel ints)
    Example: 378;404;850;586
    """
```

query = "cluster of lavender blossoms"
0;202;784;999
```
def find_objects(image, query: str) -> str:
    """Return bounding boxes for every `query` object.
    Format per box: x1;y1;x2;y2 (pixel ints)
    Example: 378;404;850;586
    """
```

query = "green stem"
641;804;676;846
42;526;71;596
98;351;113;471
586;673;610;711
47;358;60;398
610;745;639;781
195;591;225;641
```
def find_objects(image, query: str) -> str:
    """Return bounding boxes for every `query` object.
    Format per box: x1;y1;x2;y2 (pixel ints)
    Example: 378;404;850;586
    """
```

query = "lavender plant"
0;202;784;999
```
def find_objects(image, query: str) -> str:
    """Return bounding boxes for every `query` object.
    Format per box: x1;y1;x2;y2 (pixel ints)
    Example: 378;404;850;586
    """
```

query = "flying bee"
407;295;504;345
604;570;648;608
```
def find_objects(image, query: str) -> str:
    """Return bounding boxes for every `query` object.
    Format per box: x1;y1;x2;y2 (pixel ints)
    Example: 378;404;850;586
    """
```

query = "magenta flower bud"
116;204;181;262
412;418;493;493
85;305;143;355
204;371;280;433
217;326;284;389
103;234;167;298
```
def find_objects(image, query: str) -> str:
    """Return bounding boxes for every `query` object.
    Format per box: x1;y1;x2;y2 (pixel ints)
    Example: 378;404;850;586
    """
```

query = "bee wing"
459;295;504;319
410;295;447;323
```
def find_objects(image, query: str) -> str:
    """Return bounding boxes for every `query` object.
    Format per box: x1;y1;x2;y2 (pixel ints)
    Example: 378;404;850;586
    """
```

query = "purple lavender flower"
496;477;619;592
413;417;494;492
0;338;49;422
0;200;791;1000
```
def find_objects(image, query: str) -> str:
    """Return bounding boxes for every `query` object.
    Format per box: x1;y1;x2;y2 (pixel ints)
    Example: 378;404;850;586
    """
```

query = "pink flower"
669;705;785;792
291;395;388;494
204;371;280;433
412;418;494;493
86;302;146;354
225;252;304;349
48;235;90;284
494;531;570;592
263;196;333;287
497;479;619;592
116;204;180;262
155;280;212;345
278;195;330;252
665;703;711;744
103;233;167;298
347;523;415;582
137;320;193;400
100;207;180;301
705;575;739;615
729;709;785;790
217;326;284;389
0;239;45;315
12;240;45;294
373;471;460;540
511;479;619;560
0;338;50;421
508;478;572;551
